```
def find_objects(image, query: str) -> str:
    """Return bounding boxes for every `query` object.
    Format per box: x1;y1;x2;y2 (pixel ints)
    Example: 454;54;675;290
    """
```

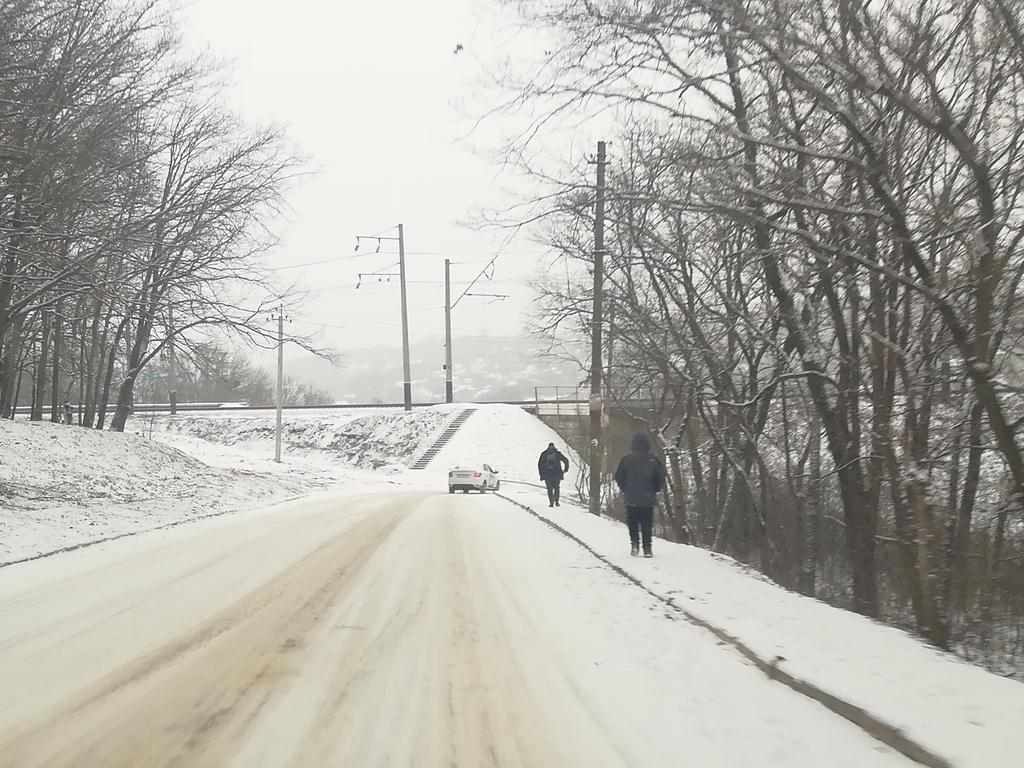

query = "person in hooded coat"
537;442;570;507
614;432;666;557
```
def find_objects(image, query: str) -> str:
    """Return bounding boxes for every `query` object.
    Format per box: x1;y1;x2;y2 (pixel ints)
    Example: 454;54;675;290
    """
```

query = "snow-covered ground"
408;404;1024;768
0;407;441;564
4;402;1024;767
0;418;313;564
0;491;915;766
133;406;461;471
499;488;1024;768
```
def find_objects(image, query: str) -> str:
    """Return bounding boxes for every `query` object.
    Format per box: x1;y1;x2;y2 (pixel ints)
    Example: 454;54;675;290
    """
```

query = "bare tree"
497;0;1024;664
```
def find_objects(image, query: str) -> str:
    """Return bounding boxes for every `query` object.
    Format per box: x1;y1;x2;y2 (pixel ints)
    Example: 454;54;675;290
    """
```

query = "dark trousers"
627;506;654;552
545;478;561;505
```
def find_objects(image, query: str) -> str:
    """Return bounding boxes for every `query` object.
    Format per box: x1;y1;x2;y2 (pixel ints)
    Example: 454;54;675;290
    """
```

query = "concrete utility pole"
271;305;287;462
355;225;413;411
589;140;607;516
398;224;412;411
444;258;454;403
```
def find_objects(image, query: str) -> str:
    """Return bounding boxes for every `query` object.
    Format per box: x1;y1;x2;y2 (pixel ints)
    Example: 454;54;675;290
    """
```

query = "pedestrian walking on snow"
614;433;666;558
537;442;570;508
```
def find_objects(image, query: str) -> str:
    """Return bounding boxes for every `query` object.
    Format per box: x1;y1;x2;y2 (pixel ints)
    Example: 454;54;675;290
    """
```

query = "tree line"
507;0;1024;672
0;0;300;430
132;341;332;407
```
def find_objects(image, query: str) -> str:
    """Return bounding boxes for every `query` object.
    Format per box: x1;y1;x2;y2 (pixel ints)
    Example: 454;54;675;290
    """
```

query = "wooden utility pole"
589;140;607;516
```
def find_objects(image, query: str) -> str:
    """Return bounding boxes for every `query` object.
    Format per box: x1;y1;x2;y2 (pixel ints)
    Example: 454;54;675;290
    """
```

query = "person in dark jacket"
614;432;666;557
538;442;570;507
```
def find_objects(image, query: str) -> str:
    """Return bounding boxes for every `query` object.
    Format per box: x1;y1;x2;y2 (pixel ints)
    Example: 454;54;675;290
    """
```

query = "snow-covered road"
0;490;911;767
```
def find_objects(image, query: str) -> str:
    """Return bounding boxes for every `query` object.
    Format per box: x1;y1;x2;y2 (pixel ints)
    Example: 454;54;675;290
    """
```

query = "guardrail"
9;399;657;416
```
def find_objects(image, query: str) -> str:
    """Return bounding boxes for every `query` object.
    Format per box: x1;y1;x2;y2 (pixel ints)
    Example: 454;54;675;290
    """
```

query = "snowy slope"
2;415;421;565
139;407;462;471
0;419;307;563
421;402;583;487
1;405;477;564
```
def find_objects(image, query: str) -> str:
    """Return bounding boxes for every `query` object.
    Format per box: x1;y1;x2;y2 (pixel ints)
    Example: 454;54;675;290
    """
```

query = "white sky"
180;0;549;357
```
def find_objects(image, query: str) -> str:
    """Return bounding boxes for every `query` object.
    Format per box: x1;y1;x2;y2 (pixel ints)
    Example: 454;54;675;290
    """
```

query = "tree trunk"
667;446;691;544
50;304;63;422
12;356;25;418
907;476;949;648
942;418;964;619
83;299;102;426
954;403;984;612
31;314;52;421
723;18;879;612
762;244;879;615
980;477;1014;638
685;393;709;545
76;317;86;425
800;413;821;597
0;196;23;400
0;315;25;415
110;316;153;432
110;375;136;432
88;301;116;427
97;315;130;430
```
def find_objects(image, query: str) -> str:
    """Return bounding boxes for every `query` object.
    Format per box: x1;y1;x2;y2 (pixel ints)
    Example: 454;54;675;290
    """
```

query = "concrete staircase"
411;408;476;470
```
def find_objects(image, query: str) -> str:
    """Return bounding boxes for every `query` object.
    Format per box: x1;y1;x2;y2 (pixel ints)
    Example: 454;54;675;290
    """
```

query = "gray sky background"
180;0;562;361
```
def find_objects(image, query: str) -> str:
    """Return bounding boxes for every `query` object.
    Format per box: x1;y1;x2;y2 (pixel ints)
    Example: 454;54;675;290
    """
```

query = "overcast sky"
180;0;558;361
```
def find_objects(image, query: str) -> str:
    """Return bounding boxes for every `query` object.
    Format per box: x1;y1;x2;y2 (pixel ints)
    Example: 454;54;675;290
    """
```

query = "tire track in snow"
0;504;407;767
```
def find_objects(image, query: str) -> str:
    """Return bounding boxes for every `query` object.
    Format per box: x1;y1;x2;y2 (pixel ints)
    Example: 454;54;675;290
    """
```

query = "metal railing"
8;395;656;417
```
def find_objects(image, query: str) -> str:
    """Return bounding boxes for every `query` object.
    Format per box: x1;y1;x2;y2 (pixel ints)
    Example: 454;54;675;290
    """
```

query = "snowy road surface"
0;492;910;767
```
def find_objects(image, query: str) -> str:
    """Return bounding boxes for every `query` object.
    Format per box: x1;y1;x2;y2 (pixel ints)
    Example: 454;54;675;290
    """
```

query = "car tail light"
473;472;481;478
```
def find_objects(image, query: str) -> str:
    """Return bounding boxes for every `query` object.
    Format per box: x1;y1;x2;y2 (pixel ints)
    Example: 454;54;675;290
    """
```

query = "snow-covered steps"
411;408;476;469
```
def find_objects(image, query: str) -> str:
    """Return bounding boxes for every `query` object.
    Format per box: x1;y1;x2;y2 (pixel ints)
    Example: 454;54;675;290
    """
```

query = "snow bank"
142;407;461;470
2;408;438;565
3;402;465;565
0;418;316;564
437;405;1024;768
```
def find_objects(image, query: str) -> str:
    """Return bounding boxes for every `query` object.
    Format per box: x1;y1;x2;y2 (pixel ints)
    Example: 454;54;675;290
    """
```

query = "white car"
448;464;501;493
